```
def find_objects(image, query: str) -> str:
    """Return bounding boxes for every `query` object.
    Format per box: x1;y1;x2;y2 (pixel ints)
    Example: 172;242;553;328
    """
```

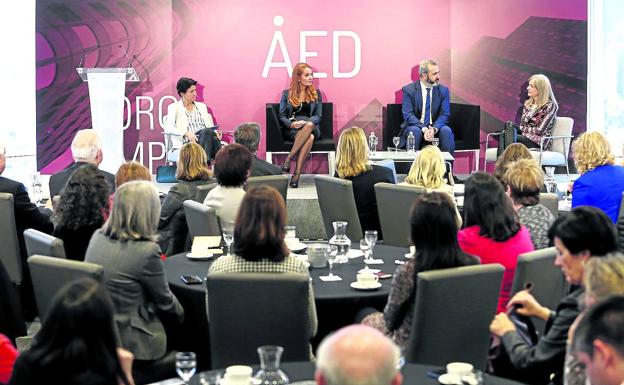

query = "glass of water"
392;136;400;152
364;230;378;259
285;225;296;239
176;352;197;383
222;223;235;256
321;244;339;279
432;137;440;147
360;239;372;270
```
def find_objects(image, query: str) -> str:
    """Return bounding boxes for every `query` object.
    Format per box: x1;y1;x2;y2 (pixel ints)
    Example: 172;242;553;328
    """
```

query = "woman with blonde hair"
158;142;214;254
498;74;558;154
572;131;624;222
400;145;461;227
335;127;394;236
278;63;323;187
494;143;532;184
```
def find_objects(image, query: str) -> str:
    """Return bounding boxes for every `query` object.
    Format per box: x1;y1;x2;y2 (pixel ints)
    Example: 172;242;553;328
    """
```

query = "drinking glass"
285;225;296;239
359;239;372;270
222;226;234;256
431;138;440;147
321;244;339;279
254;346;289;385
392;136;400;153
364;230;378;259
176;352;197;383
199;372;222;385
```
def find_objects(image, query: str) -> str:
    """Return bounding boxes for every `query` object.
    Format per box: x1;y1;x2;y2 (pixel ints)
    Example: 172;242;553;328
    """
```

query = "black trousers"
196;127;221;161
497;122;540;156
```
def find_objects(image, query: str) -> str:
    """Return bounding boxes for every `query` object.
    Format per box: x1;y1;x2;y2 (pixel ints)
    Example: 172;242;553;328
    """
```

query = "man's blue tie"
424;87;431;125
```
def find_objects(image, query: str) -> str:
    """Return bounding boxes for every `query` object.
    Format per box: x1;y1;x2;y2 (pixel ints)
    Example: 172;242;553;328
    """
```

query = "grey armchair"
314;175;362;240
246;175;288;203
0;193;23;284
374;183;425;247
183;200;221;238
24;228;66;259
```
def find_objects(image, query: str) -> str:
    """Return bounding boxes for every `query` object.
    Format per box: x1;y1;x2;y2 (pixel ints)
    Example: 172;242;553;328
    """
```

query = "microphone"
77;44;100;68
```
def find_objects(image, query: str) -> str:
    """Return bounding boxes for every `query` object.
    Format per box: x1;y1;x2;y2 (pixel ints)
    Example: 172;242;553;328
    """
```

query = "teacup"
356;272;379;287
446;362;473;377
224;365;252;385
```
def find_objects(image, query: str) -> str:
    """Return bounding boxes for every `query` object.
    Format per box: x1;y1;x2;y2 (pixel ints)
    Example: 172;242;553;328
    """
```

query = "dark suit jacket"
400;82;450;132
49;162;115;198
251;156;281;177
278;89;323;133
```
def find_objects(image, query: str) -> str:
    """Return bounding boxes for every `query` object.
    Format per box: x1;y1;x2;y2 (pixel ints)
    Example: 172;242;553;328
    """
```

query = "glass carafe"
253;346;289;385
329;221;351;264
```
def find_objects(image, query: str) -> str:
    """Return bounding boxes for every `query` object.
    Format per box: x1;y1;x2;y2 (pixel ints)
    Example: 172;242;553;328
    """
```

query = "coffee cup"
356;272;379;287
224;365;252;385
446;362;473;377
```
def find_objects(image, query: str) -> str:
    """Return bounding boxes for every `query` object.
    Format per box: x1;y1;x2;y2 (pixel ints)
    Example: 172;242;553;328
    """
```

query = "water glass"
176;352;197;383
222;227;234;256
325;244;338;278
432;137;440;147
392;136;400;152
359;239;372;270
199;372;222;385
364;230;378;259
285;225;296;239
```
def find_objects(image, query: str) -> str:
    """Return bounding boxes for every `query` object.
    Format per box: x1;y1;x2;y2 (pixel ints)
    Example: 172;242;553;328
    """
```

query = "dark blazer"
251;156;281;177
400;82;450;131
278;89;323;132
500;286;583;385
49;162;115;198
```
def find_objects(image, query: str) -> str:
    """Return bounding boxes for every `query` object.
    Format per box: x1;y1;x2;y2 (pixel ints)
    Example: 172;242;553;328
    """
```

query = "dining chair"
539;193;559;218
0;193;23;285
24;228;66;259
314;175;362;240
374;183;425;247
195;182;218;203
246;175;288;202
183;200;221;238
404;264;504;370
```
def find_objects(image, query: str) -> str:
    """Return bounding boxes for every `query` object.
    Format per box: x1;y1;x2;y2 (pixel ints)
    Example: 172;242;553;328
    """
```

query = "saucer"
438;373;460;385
404;253;414;259
350;282;382;290
186;252;215;260
287;242;308;253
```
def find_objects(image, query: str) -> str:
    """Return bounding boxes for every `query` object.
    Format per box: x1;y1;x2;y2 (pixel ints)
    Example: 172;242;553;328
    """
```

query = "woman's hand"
507;290;551;321
490;312;516;337
291;120;306;129
117;348;135;385
215;130;223;140
184;131;198;143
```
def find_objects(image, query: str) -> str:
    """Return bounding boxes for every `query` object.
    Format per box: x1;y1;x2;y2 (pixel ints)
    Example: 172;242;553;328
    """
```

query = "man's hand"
184;131;198;143
490;313;516;337
423;127;435;142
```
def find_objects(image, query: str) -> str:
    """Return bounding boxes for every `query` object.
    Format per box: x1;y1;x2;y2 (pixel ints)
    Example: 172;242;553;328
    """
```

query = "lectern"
76;67;139;173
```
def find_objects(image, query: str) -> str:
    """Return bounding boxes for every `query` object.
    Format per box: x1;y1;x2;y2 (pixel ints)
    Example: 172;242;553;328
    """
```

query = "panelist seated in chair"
166;77;222;162
399;59;454;154
278;62;322;188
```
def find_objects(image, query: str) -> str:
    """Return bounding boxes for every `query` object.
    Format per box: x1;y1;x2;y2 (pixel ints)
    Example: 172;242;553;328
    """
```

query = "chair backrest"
52;195;61;212
206;272;311;368
314;175;362;240
0;193;23;284
27;254;103;322
265;103;335;152
405;264;504;370
24;228;66;259
246;175;288;203
550;117;574;155
195;182;218;203
510;247;569;333
374;183;425;247
539;193;559;218
183;200;221;238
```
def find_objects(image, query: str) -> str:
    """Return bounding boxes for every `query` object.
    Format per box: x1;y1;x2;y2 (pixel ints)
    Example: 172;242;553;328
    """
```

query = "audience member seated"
361;192;478;349
234;121;281;176
315;324;403;385
489;206;617;385
399;145;461;228
571;131;624;222
85;181;184;378
52;164;110;261
493;143;532;184
8;278;135;385
572;295;624;385
565;253;624;385
203;143;251;226
110;161;152;211
335;127;394;237
459;172;534;313
503;158;555;249
0;334;18;384
208;186;317;339
49;129;115;197
158;142;213;255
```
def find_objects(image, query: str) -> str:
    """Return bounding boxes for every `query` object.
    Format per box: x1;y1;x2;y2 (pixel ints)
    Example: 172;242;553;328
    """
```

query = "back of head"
584;253;624;304
71;129;102;163
176;142;212;181
494;143;532;184
115;161;151;187
573;131;615;174
573;295;624;361
548;206;617;256
103;180;160;242
464;172;520;242
233;185;288;262
234;122;261;154
55;163;110;229
404;145;445;188
214;143;252;187
504;158;543;206
316;325;401;385
336;127;371;178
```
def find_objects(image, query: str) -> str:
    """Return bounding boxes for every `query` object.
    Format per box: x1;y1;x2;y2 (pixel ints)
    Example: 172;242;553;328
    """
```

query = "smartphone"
426;368;446;379
375;272;393;279
180;275;203;285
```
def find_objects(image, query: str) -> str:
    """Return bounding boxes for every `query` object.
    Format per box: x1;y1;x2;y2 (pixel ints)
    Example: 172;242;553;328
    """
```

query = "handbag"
156;165;177;183
488;311;539;379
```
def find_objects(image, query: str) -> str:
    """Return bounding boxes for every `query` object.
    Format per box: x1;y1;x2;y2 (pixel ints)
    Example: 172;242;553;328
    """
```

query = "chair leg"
266;152;273;165
328;152;336;176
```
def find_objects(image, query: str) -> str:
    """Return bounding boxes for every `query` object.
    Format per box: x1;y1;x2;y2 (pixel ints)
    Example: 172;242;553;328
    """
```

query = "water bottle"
368;132;377;155
407;132;416;154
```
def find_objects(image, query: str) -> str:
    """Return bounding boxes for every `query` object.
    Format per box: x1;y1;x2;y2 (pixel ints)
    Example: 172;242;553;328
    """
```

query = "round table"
163;244;408;369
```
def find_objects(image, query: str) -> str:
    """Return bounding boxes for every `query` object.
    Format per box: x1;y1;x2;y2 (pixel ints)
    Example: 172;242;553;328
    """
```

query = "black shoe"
281;158;291;173
289;173;300;188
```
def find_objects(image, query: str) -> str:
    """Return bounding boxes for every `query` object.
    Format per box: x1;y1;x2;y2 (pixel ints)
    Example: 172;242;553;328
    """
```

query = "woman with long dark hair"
459;172;534;313
361;192;478;349
9;278;134;385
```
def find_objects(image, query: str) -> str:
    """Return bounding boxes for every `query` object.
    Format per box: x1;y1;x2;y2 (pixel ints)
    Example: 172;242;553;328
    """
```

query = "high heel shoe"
289;173;300;188
281;157;291;173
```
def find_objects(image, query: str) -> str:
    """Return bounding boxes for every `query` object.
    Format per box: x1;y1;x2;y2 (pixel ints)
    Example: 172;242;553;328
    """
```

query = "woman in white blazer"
166;77;222;161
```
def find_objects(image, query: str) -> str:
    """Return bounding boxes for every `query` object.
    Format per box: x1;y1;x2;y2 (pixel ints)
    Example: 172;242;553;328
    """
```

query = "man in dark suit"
49;129;115;197
399;59;455;154
234;122;282;177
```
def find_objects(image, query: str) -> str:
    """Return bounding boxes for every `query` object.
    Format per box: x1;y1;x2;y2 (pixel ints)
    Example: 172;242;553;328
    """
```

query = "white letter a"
262;31;293;78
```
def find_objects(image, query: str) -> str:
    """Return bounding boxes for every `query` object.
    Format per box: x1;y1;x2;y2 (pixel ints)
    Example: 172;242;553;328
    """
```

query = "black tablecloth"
153;361;526;385
163;244;408;369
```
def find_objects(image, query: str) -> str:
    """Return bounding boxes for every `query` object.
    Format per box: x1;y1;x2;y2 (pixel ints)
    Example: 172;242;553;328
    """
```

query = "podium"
76;67;139;174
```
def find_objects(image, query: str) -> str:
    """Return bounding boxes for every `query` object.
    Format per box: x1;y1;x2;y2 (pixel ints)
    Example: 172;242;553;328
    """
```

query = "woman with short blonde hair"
176;142;212;181
494;143;532;184
335;127;394;237
571;131;624;222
